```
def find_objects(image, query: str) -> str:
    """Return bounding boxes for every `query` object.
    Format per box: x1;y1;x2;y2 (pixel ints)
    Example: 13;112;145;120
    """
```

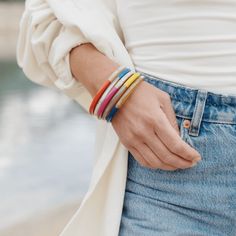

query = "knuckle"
133;126;145;137
122;137;134;148
154;117;165;131
145;115;156;126
162;92;171;102
162;155;173;164
171;141;184;153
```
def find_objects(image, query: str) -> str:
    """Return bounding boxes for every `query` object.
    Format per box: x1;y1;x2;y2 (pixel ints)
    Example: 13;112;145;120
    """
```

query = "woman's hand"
69;43;201;170
111;80;201;171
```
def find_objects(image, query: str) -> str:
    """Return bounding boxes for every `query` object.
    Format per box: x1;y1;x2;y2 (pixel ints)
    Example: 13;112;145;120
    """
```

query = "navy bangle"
106;106;119;122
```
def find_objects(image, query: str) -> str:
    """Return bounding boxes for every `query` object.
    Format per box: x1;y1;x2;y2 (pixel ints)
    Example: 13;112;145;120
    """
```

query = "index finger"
154;110;201;162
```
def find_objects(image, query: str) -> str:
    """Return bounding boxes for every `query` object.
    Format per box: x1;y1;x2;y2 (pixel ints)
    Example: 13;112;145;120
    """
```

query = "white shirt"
17;1;236;236
116;0;236;95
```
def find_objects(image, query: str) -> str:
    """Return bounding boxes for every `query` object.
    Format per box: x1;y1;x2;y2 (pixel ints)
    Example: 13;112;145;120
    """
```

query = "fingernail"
194;155;201;162
191;162;198;167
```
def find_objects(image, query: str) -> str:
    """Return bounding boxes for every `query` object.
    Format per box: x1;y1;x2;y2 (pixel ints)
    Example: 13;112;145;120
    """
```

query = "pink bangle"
97;87;119;118
97;71;135;118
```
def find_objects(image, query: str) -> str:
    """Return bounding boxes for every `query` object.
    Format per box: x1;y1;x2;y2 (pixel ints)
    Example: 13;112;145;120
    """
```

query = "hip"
119;71;236;235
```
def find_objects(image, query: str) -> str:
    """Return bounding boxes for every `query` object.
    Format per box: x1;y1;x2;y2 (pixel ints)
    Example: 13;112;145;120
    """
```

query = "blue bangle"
105;67;135;122
106;106;119;122
118;68;130;79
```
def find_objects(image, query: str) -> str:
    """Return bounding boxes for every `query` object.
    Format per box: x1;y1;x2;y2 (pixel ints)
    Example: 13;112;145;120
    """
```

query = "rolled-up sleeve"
17;0;112;113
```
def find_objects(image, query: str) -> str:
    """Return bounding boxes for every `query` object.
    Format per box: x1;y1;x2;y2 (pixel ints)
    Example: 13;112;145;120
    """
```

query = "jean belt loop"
188;89;208;137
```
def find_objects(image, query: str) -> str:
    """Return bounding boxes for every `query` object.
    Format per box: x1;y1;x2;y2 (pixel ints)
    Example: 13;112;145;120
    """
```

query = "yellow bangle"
117;75;144;108
105;75;144;122
123;72;140;87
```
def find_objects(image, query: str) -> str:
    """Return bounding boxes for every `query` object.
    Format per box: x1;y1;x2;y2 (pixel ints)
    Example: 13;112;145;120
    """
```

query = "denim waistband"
138;70;236;129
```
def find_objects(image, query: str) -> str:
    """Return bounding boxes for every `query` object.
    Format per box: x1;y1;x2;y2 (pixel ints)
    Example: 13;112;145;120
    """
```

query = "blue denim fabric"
118;71;236;236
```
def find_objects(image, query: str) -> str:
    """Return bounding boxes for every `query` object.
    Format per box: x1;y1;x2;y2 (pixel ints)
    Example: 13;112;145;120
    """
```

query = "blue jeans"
118;71;236;236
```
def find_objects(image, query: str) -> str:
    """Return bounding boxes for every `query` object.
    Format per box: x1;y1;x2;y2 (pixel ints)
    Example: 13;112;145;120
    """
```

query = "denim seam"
176;114;236;125
189;90;208;137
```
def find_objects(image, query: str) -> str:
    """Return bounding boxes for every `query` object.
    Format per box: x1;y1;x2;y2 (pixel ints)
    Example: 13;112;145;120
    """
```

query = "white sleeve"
16;0;124;113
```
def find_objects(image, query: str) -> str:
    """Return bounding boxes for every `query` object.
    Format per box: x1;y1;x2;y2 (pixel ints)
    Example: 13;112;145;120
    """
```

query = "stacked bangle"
94;67;132;117
101;71;134;119
89;65;144;122
102;72;141;119
97;70;135;118
105;75;144;122
89;65;126;114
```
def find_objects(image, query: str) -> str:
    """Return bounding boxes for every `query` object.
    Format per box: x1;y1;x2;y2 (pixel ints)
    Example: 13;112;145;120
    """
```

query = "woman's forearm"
70;43;120;97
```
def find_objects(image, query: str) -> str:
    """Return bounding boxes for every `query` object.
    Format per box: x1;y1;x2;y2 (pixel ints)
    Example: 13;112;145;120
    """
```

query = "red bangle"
89;65;126;114
89;80;111;114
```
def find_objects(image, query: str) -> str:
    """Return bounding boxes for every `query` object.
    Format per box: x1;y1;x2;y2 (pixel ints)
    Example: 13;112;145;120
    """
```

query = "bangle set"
89;65;144;122
89;65;126;114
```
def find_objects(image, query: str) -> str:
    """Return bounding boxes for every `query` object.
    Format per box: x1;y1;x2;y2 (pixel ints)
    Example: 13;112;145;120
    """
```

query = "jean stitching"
189;90;208;137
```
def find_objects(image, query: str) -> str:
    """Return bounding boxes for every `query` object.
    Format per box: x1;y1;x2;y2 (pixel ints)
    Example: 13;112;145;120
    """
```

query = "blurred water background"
0;2;95;235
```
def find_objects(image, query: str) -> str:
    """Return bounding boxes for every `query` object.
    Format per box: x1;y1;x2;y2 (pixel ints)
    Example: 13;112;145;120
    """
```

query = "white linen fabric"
17;0;236;236
17;0;133;235
116;0;236;95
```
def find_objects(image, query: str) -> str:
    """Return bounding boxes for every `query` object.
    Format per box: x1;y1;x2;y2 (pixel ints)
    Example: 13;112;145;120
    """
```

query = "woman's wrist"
89;63;120;97
89;66;144;122
69;43;120;97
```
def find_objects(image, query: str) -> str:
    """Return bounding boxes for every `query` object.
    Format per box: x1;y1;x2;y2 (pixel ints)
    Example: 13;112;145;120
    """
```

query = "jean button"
183;119;191;129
